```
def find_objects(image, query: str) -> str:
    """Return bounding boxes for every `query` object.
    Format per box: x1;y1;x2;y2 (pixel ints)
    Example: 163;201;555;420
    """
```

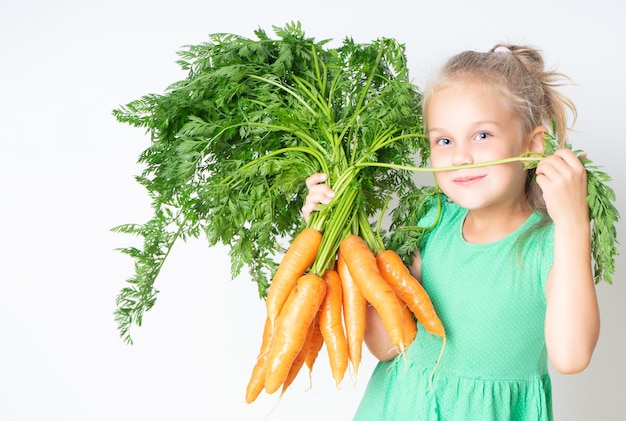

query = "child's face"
427;80;530;211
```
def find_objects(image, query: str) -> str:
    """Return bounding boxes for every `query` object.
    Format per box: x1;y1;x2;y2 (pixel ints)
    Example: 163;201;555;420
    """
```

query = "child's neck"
462;204;532;244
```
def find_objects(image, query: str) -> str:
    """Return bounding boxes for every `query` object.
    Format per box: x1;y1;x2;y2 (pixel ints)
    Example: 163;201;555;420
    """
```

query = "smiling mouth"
452;175;486;186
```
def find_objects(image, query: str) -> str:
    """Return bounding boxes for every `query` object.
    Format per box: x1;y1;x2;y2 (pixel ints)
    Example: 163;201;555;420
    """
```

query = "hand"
535;148;589;226
301;173;335;223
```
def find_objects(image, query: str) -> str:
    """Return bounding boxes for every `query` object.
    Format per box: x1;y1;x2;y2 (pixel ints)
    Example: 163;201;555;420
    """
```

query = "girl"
302;44;600;420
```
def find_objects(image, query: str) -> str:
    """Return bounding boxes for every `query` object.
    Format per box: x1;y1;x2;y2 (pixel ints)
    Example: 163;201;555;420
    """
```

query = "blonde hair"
423;43;577;215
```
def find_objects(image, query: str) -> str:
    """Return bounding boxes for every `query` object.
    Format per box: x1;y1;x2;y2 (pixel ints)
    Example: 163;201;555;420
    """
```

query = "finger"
536;154;585;190
301;192;333;222
305;173;328;189
301;202;317;222
553;148;586;170
536;154;570;177
306;176;335;202
306;189;334;205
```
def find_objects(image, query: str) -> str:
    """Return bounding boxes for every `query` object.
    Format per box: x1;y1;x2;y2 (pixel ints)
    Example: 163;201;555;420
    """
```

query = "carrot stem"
355;154;544;173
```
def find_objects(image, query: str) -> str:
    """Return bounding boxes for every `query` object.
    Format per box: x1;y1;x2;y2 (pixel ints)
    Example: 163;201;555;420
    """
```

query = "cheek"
429;150;447;167
433;172;446;186
494;164;527;185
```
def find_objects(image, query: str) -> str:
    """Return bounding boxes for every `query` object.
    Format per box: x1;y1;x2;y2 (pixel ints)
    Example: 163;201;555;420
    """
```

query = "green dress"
354;199;555;421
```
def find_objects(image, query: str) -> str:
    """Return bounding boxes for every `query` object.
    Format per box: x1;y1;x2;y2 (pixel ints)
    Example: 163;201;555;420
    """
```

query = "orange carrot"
265;273;327;394
265;228;322;329
319;269;349;388
304;313;324;375
339;235;406;351
400;301;417;346
337;251;366;378
281;315;316;396
245;317;273;403
376;249;445;338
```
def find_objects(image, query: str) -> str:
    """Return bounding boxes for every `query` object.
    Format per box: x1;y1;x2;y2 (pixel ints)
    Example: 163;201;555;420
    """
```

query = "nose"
452;143;473;166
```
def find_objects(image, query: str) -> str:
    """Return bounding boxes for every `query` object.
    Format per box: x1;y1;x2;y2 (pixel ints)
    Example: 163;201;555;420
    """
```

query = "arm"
363;305;398;361
537;149;600;374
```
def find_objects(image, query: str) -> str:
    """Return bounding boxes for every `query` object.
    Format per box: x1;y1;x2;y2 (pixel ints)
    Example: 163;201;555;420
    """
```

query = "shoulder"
418;196;465;229
519;213;555;287
524;213;554;252
418;196;466;252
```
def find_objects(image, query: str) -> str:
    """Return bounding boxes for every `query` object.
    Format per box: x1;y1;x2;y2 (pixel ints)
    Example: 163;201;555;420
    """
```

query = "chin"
441;190;488;210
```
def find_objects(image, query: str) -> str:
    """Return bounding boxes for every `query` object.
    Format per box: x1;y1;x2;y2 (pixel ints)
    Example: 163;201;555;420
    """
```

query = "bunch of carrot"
245;201;446;403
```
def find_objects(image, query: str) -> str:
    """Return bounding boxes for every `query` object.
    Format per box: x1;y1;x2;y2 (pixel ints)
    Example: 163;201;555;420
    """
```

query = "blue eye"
437;138;452;146
476;132;491;141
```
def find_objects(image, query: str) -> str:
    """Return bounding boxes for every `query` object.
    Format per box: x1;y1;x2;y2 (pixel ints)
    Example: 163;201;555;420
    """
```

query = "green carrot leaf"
112;22;426;342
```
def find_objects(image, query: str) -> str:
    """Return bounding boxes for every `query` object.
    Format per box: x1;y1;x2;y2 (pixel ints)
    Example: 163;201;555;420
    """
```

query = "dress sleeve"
417;194;446;229
416;194;449;250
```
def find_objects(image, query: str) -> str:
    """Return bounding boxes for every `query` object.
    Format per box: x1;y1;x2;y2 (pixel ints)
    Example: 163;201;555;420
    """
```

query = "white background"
1;1;624;420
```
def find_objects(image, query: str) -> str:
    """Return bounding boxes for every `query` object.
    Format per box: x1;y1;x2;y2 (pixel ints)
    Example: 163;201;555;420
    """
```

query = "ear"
527;125;547;154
